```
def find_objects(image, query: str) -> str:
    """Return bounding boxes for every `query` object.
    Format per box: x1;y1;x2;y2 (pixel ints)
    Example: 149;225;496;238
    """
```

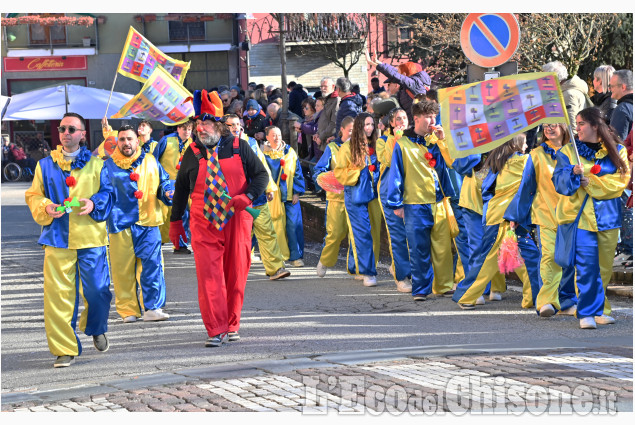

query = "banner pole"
567;125;582;166
105;72;118;119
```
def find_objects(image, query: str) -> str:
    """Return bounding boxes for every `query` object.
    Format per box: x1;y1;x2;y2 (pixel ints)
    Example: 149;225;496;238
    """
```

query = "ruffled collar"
576;139;607;162
110;147;144;170
403;129;437;146
540;141;558;159
50;145;91;171
262;141;287;159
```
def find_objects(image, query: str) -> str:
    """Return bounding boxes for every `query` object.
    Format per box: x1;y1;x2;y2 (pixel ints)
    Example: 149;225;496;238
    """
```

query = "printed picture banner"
438;72;569;159
117;26;190;83
111;66;194;125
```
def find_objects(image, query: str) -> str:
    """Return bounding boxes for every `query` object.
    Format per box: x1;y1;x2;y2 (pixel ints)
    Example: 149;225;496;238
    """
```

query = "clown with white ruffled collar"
262;126;306;266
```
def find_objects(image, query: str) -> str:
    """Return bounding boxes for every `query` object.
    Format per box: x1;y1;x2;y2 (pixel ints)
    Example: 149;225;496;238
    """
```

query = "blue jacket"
611;93;633;141
289;86;308;117
334;94;363;136
376;62;431;123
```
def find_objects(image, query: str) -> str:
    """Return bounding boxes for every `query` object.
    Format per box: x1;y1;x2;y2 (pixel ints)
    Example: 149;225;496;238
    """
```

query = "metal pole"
64;84;69;114
567;125;582;166
105;72;118;118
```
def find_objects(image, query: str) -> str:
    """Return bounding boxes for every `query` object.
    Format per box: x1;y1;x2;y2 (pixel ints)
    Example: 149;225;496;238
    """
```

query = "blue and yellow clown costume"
376;129;411;283
154;130;193;248
552;140;629;321
263;141;305;262
95;124;158;159
385;129;456;297
452;154;508;300
452;152;542;307
25;145;114;358
334;140;382;277
104;147;174;320
244;133;287;276
505;140;578;315
313;137;349;269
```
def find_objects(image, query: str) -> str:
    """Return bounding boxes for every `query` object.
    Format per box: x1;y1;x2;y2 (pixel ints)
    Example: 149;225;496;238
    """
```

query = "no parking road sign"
461;13;520;68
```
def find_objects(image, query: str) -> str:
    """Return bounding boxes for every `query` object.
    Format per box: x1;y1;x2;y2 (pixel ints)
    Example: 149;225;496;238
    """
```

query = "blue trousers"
379;193;411;281
575;229;607;319
403;204;435;296
285;201;304;261
451;200;470;279
345;198;379;276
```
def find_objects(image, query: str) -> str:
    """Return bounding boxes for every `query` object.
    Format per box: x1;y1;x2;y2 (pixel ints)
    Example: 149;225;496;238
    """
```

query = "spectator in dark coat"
366;51;431;125
351;84;366;111
369;77;386;95
334;77;363;138
316;77;339;150
244;99;268;142
289;83;308;117
610;69;633;141
269;88;283;105
590;65;617;124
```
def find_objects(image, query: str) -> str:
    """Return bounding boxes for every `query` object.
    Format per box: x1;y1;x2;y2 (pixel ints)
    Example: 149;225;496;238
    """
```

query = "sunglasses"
57;125;83;134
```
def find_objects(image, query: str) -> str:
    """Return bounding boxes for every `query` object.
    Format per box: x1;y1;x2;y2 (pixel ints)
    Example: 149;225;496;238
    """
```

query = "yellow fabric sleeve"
25;163;54;226
584;147;630;200
333;141;362;186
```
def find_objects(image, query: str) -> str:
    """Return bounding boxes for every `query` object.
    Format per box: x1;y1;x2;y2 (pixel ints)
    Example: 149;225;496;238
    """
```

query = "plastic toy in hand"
316;171;344;194
56;197;81;214
498;228;524;274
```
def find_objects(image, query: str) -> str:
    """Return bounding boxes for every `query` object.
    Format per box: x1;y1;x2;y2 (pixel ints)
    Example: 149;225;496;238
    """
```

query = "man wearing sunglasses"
104;125;174;323
25;112;115;368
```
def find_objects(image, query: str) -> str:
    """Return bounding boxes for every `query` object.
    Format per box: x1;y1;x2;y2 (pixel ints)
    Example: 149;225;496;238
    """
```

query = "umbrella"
2;84;134;120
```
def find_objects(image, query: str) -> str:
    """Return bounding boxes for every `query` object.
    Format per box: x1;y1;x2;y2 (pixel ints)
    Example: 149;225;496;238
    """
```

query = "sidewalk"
3;343;632;413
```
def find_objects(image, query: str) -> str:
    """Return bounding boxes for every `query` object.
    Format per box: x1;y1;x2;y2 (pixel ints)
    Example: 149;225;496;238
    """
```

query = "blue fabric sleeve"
376;63;424;95
156;156;174;206
153;135;168;161
293;155;306;195
452;154;481;177
503;154;536;226
313;144;333;181
385;143;405;209
552;149;581;196
89;165;114;222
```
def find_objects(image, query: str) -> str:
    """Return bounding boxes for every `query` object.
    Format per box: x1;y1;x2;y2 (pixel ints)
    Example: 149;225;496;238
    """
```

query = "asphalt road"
1;182;632;394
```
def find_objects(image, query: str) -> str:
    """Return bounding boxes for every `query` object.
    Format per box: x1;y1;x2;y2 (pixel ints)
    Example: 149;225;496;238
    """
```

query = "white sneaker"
251;253;260;262
558;305;577;316
362;275;377;287
475;296;485;305
539;304;556;317
123;315;137;323
143;308;170;322
316;261;327;278
595;315;616;325
289;259;305;267
579;317;597;329
395;279;412;293
489;292;502;301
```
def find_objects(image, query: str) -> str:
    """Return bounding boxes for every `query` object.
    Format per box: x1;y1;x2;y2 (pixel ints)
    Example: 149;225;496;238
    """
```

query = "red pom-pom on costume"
65;176;76;187
134;190;144;199
424;152;433;160
280;159;286;166
280;173;288;181
64;197;72;204
176;164;181;170
368;164;377;172
129;172;140;181
590;164;601;175
368;147;375;156
428;159;437;168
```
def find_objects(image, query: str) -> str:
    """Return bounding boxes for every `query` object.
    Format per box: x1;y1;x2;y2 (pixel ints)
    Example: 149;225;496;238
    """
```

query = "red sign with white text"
3;56;87;72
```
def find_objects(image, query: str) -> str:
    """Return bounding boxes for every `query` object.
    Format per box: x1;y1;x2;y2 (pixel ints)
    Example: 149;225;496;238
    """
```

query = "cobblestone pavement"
3;345;632;413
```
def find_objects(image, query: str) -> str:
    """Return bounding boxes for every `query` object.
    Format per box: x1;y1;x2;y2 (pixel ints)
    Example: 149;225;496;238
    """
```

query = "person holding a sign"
451;134;542;310
170;90;268;347
335;113;382;287
25;112;115;368
552;107;629;329
505;123;578;318
263;126;306;267
104;125;175;323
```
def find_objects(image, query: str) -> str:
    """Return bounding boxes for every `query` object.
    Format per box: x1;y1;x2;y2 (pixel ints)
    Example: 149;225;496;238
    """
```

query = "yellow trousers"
598;228;619;316
252;203;285;275
431;200;455;295
109;230;143;319
319;200;349;267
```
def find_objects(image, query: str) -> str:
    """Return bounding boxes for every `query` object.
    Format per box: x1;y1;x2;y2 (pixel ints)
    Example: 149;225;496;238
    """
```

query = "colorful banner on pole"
439;72;569;159
117;26;190;83
111;66;194;125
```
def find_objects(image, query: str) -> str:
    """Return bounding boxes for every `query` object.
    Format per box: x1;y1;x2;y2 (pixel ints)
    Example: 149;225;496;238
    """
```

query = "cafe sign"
3;56;87;72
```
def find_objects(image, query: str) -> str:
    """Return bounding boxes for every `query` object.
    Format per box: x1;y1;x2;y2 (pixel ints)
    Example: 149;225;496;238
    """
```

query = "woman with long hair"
334;113;382;286
506;123;578;317
313;117;354;278
452;134;542;310
376;108;412;292
590;65;617;124
552;107;629;329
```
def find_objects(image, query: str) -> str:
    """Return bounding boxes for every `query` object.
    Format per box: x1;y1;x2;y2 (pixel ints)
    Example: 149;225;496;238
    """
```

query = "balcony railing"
284;14;367;43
